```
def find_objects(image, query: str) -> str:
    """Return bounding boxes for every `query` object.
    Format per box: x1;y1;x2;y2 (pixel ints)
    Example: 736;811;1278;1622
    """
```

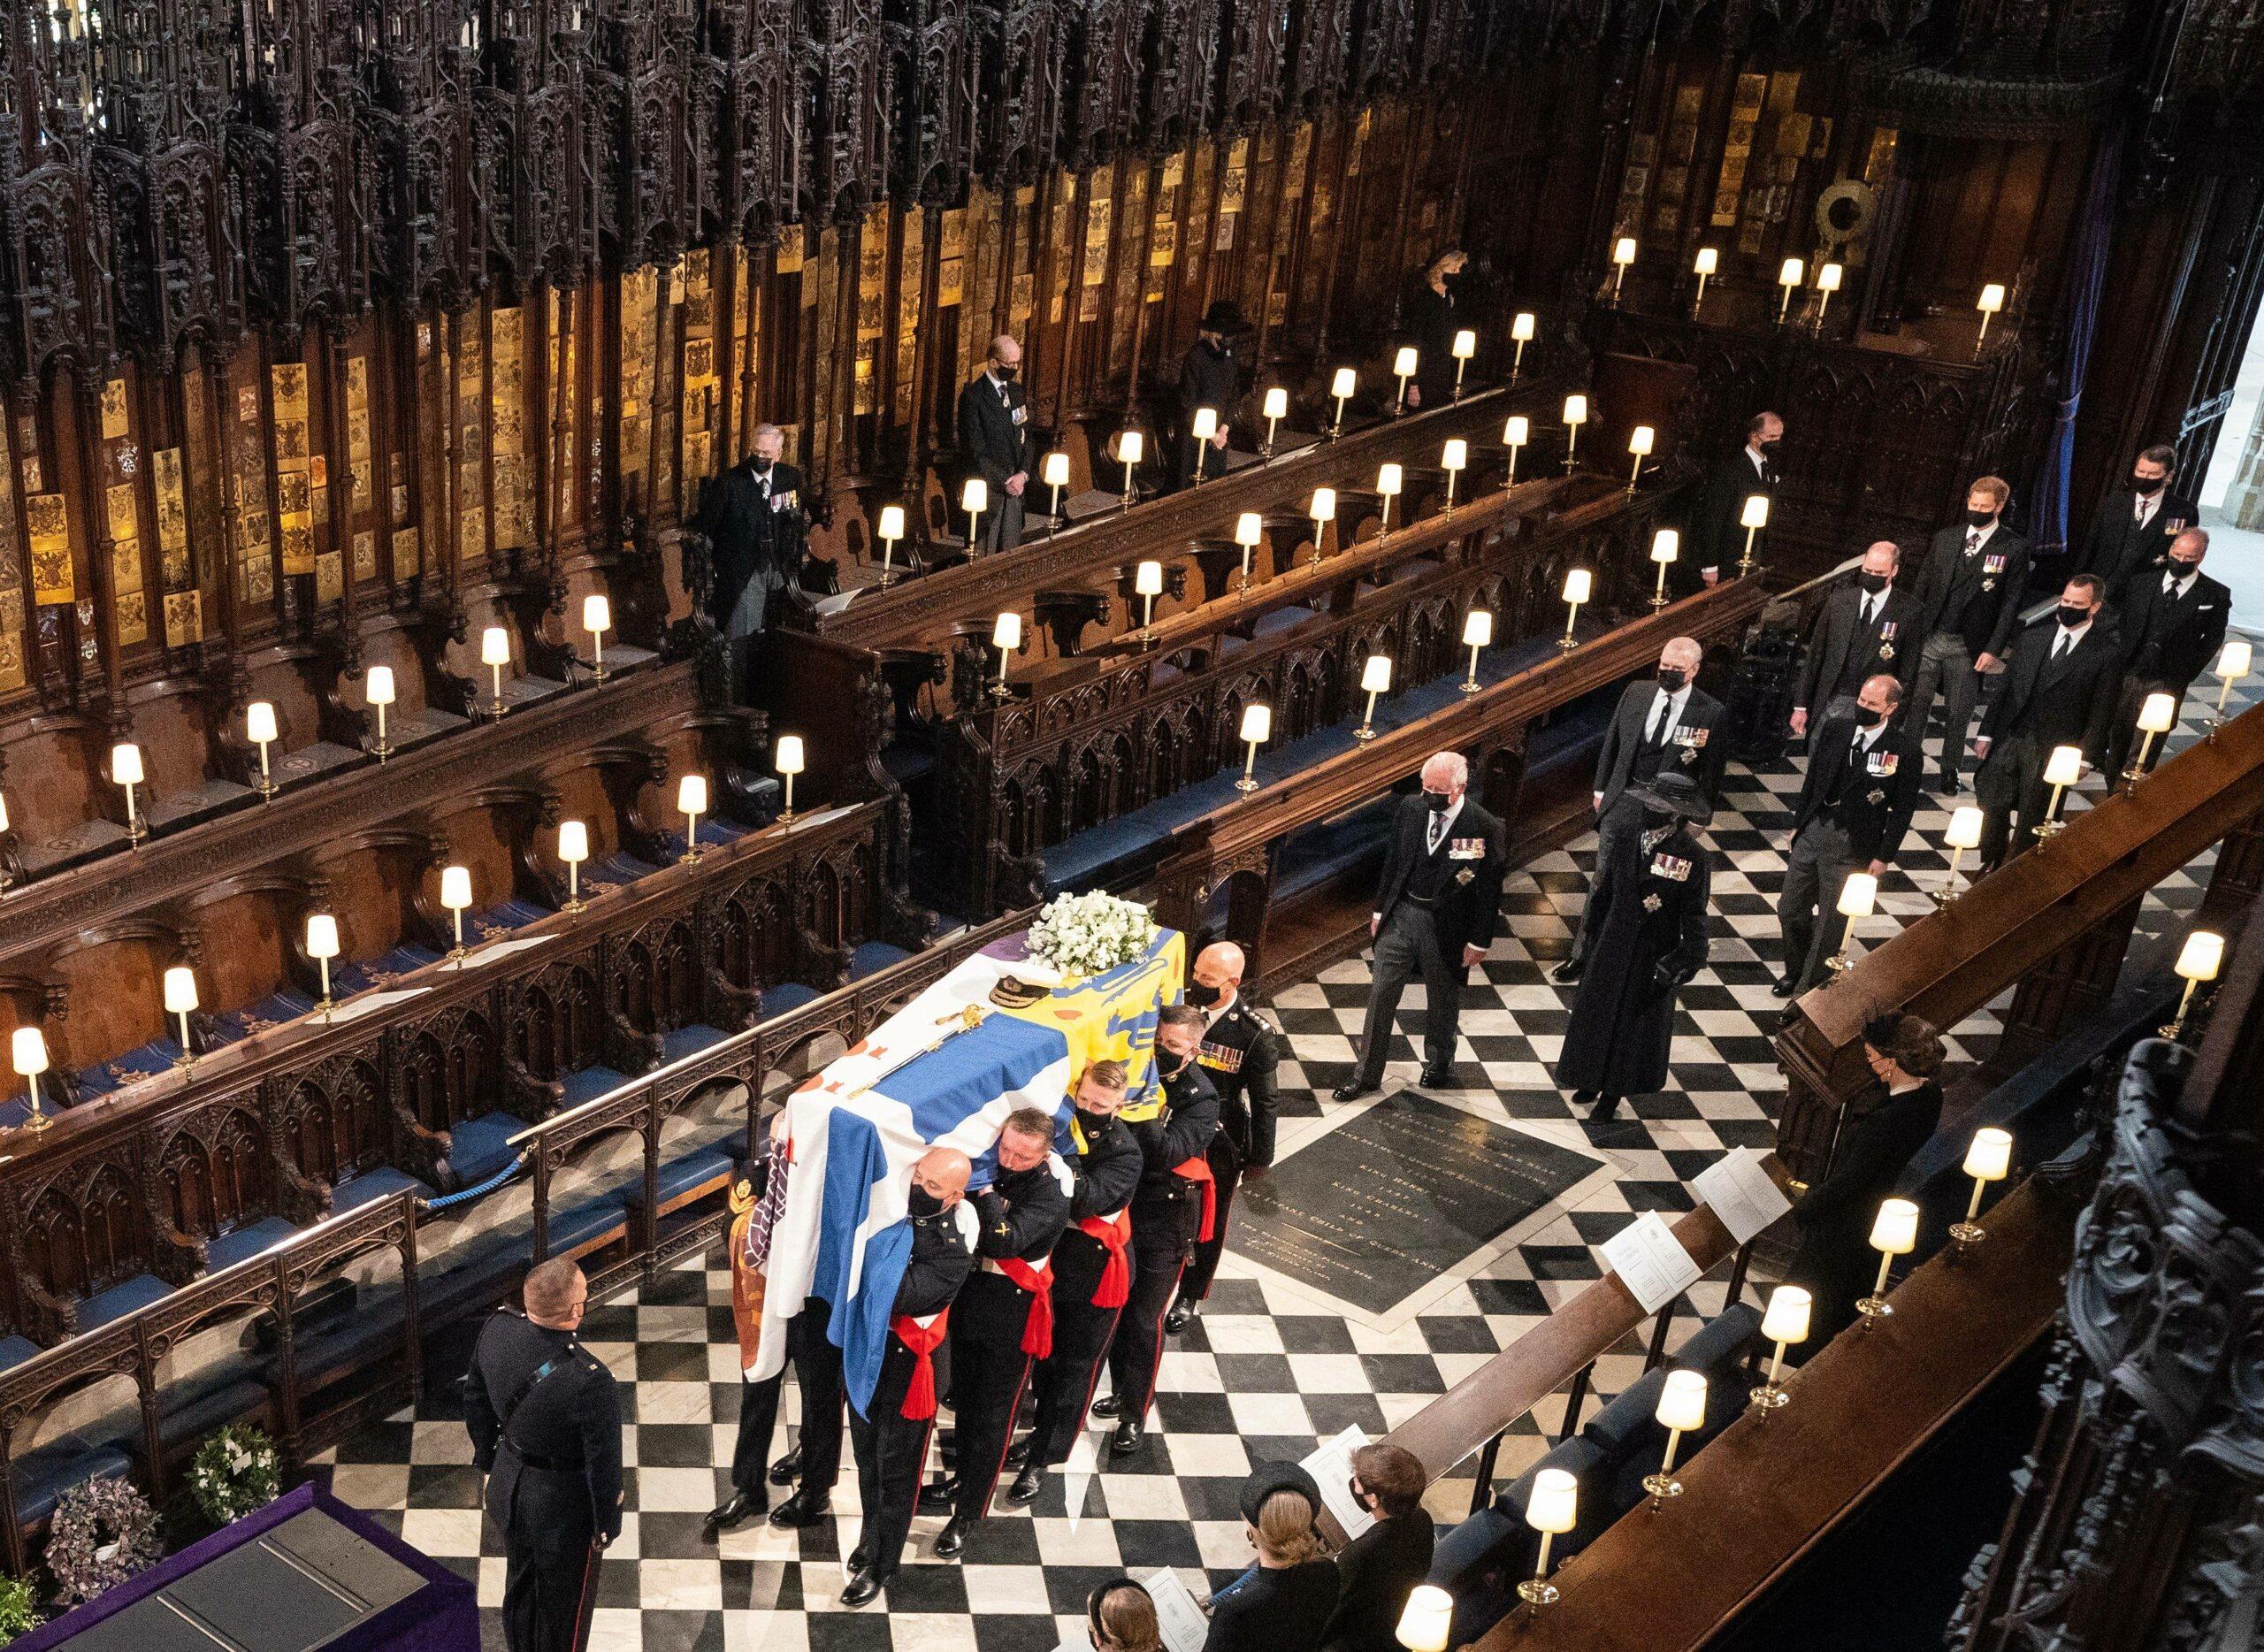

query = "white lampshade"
1651;528;1679;565
1361;654;1393;694
11;1026;48;1078
876;503;907;539
1526;1467;1578;1534
1234;511;1263;548
1311;486;1336;523
1393;346;1419;378
1946;805;1985;851
1693;247;1718;276
481;625;511;668
246;700;279;745
1656;1368;1708;1433
1463;608;1494;648
557;820;589;863
1760;1285;1812;1346
1562;568;1592;604
1629;424;1655;457
1817;262;1843;293
583;593;610;633
1778;257;1805;289
1740;493;1771;530
775;735;806;776
1331;366;1358;399
2176;929;2225;983
1189;408;1218;442
1612;236;1637;267
1396;1585;1454;1652
2218;639;2252;678
1117;429;1143;466
164;966;199;1015
0;794;9;833
305;914;340;960
1977;283;2007;315
1452;329;1477;361
440;866;473;911
1135;560;1164;596
365;665;396;707
1963;1128;2013;1183
1040;452;1069;489
1262;386;1289;420
1511;312;1536;343
1836;870;1878;918
1376;463;1404;497
992;611;1021;650
961;476;989;514
111;741;145;786
2138;692;2177;734
1563;394;1587;426
1870;1197;1920;1257
677;774;708;815
1442;438;1467;471
1503;416;1529;447
2043;745;2084;788
1238;703;1272;745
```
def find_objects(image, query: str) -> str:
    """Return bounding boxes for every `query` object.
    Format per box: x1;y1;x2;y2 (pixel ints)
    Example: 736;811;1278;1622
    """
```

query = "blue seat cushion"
73;1038;182;1100
666;818;751;860
158;1373;267;1449
8;1437;133;1526
1581;1367;1667;1459
206;1216;302;1272
561;1065;631;1105
546;1195;630;1253
760;982;822;1018
79;1273;172;1330
660;1024;730;1063
446;1112;532;1186
622;1145;738;1210
1273;798;1396;902
210;989;318;1045
470;898;552;943
333;1165;436;1212
589;851;661;894
1495;1435;1614;1555
0;1335;40;1374
333;942;444;997
1431;1507;1530;1646
851;941;912;981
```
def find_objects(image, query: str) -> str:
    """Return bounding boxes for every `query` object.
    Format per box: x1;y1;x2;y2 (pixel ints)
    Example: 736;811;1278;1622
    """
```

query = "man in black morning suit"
955;334;1036;552
1906;476;2031;795
1335;750;1510;1099
1555;635;1722;984
694;422;808;667
1681;410;1781;592
2079;443;2199;603
1775;674;1924;1001
1790;540;1922;751
1973;573;2121;869
2101;527;2230;780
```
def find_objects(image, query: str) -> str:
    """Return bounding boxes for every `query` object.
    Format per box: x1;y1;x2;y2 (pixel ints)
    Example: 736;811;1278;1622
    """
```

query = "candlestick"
1648;528;1678;609
1392;346;1418;414
12;1027;50;1134
1450;329;1476;401
1503;416;1528;488
1117;429;1143;505
2161;929;2224;1041
1516;1468;1577;1609
1557;570;1589;651
991;611;1020;700
1693;247;1717;315
1855;1198;1919;1323
1233;512;1262;593
440;866;474;965
1610;236;1636;302
1749;1286;1810;1411
2209;639;2250;731
1510;312;1534;379
1976;283;2006;353
1777;257;1804;323
1235;703;1271;795
1627;424;1654;493
678;773;708;864
1939;806;1983;905
1738;493;1769;576
584;593;611;679
1948;1128;2013;1251
164;966;199;1069
2124;691;2178;784
1824;870;1878;973
962;476;988;549
1134;560;1163;641
307;913;340;1017
1308;487;1335;566
481;626;512;715
558;819;589;913
366;665;395;761
876;503;906;582
246;700;279;799
1329;367;1356;440
1042;451;1069;534
1642;1369;1706;1507
2035;744;2084;840
775;735;805;822
1374;463;1402;532
1562;394;1586;471
1357;654;1391;741
1261;386;1288;458
1441;439;1466;514
112;741;147;845
1814;261;1842;327
1188;408;1218;486
1461;609;1492;693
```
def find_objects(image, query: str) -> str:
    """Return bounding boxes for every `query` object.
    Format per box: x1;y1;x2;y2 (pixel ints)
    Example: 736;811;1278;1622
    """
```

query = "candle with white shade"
1441;439;1467;513
1939;804;1984;904
584;593;611;678
1856;1197;1920;1322
246;700;280;799
1562;394;1587;471
1503;415;1528;488
678;774;708;863
1396;1585;1454;1652
962;475;988;547
1392;346;1419;414
2125;690;2178;783
2210;638;2250;728
1450;329;1476;401
0;791;11;892
1949;1128;2014;1250
440;866;474;963
1692;247;1717;313
775;735;806;822
1610;235;1636;302
1357;654;1392;741
1558;568;1590;650
12;1026;50;1133
1188;408;1218;485
876;502;906;579
1134;560;1164;639
991;612;1021;699
1516;1468;1578;1608
164;966;198;1068
1649;528;1679;609
1375;463;1403;532
1777;257;1805;323
1814;261;1842;325
1461;608;1492;692
1825;869;1878;973
1235;703;1271;795
307;913;340;1013
1511;311;1535;379
1329;367;1357;439
1234;512;1263;592
1976;283;2006;350
112;741;148;844
1626;424;1654;493
2036;744;2084;839
2162;929;2225;1043
1739;493;1770;575
1643;1369;1707;1506
1309;486;1335;565
481;626;512;715
1116;429;1143;505
1749;1286;1811;1411
558;819;589;912
1042;451;1070;530
1260;386;1288;457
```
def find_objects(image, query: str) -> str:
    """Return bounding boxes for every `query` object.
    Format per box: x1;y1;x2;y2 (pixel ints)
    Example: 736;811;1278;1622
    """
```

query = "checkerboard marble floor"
310;670;2248;1652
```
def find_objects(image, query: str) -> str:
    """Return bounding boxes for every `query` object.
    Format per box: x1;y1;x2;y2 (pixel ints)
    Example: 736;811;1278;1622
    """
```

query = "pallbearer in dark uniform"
703;1118;791;1541
1775;675;1923;1002
1556;637;1721;985
1553;771;1713;1120
463;1259;623;1652
2101;527;2228;780
1008;1061;1143;1503
1335;751;1509;1100
2078;443;2197;602
1791;541;1921;749
693;423;808;675
1167;941;1282;1335
1176;302;1244;488
920;1109;1070;1556
1098;1006;1219;1456
836;1147;977;1607
1906;476;2031;795
955;335;1035;552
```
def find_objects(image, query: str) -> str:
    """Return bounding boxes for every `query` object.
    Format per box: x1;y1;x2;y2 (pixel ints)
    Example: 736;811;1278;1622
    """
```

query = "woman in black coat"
1403;250;1467;410
1783;1013;1947;1359
1205;1463;1340;1652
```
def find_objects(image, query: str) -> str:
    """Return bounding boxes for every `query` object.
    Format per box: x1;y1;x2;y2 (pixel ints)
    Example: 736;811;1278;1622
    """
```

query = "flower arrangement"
187;1423;281;1527
1026;891;1156;977
0;1574;40;1644
45;1476;162;1606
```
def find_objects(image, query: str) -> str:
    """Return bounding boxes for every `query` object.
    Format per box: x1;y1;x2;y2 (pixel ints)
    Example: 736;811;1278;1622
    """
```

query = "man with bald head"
956;334;1035;553
1336;752;1508;1099
693;421;808;676
2101;526;2227;780
1791;540;1922;752
1166;941;1282;1333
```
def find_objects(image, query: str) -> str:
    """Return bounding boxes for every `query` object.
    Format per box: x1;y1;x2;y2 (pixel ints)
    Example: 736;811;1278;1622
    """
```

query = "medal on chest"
1641;892;1663;912
1649;853;1692;883
1197;1039;1244;1075
1877;619;1898;662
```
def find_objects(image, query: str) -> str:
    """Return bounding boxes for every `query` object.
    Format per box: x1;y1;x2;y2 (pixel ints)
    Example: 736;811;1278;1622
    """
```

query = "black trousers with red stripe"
1177;1132;1243;1306
846;1338;934;1580
1106;1193;1199;1425
1026;1232;1123;1467
946;1272;1036;1521
491;1457;601;1652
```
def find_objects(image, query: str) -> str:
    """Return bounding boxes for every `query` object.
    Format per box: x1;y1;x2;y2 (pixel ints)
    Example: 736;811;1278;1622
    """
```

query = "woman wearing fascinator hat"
1553;769;1714;1120
1177;301;1247;488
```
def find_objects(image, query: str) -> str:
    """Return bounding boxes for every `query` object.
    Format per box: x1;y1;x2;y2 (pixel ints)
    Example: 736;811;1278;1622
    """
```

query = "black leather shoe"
1165;1300;1198;1335
701;1489;765;1540
1090;1393;1121;1419
1332;1080;1376;1102
1590;1094;1623;1121
849;1544;870;1573
1110;1419;1143;1457
1005;1465;1044;1506
768;1447;801;1487
768;1490;831;1528
935;1515;973;1558
1571;1090;1597;1107
918;1479;958;1516
1420;1065;1457;1089
840;1568;885;1609
1004;1440;1030;1470
1770;973;1798;999
1551;958;1584;984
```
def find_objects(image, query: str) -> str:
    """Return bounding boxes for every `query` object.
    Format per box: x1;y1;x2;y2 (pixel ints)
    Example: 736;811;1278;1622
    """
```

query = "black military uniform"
1778;713;1923;995
925;1153;1070;1550
2102;559;2230;778
1794;577;1923;744
1554;773;1713;1118
695;454;808;651
1171;991;1282;1328
1100;1057;1220;1450
1176;303;1243;486
1015;1108;1143;1488
464;1310;624;1652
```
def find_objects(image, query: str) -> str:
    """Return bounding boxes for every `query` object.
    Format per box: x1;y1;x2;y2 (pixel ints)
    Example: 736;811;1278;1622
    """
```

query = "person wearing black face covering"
1555;771;1712;1119
1683;411;1781;592
1336;751;1509;1100
956;334;1036;552
1404;250;1469;410
1556;637;1722;984
1973;574;2121;869
1168;942;1281;1335
694;423;809;674
1907;476;2031;796
1176;302;1245;487
2101;526;2228;780
1775;674;1923;1003
1790;541;1922;752
2079;443;2197;602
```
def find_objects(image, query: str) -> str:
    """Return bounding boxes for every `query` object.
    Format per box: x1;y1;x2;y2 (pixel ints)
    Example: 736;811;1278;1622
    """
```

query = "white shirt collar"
1747;445;1768;474
2058;617;2093;646
1855;719;1885;750
1966;520;1997;549
1205;988;1236;1029
2167;567;2198;597
1427;796;1464;845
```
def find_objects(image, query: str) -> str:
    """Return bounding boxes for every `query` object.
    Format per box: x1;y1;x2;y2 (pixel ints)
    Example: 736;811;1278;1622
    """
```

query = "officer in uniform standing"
919;1108;1070;1556
1167;941;1281;1335
1006;1061;1143;1503
463;1258;623;1652
1096;1006;1219;1456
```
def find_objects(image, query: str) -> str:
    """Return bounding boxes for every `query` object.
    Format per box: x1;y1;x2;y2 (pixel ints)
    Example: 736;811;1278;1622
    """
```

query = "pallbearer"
1168;942;1282;1335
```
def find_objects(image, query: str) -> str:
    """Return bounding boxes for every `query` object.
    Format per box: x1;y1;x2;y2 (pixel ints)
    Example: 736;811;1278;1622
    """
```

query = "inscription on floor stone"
1233;1090;1602;1311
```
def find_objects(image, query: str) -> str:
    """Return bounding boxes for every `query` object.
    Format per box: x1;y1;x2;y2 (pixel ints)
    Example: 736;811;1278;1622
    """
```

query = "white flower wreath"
1025;891;1157;976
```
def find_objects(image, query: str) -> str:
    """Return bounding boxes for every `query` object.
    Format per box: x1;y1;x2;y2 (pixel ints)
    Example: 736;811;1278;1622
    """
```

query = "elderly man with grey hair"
1556;637;1723;985
693;421;808;658
1335;751;1509;1099
956;334;1035;552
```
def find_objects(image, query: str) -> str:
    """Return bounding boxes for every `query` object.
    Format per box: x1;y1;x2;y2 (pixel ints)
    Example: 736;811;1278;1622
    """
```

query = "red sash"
1075;1212;1133;1308
995;1256;1056;1358
890;1308;952;1419
1174;1155;1218;1243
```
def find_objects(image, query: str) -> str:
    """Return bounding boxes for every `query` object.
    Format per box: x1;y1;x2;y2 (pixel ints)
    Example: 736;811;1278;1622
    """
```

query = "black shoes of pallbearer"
767;1488;830;1528
1332;1078;1375;1101
769;1447;800;1486
1089;1392;1120;1419
1165;1298;1201;1335
701;1488;765;1541
1110;1419;1143;1456
1771;972;1799;998
1004;1464;1044;1506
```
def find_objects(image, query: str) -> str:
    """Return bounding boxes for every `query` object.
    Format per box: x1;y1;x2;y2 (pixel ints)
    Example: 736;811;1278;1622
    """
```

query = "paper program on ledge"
1692;1146;1792;1246
1601;1210;1703;1314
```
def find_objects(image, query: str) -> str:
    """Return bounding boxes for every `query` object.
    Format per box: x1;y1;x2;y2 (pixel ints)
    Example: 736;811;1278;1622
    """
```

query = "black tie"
2053;630;2071;662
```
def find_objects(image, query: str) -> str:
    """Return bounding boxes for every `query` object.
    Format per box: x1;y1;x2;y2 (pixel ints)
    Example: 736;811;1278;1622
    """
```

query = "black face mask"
1073;1105;1116;1136
751;458;773;475
2168;557;2203;577
1656;667;1688;693
2132;473;2165;496
1185;981;1221;1008
2057;604;2092;631
1757;439;1781;456
1857;703;1890;730
1159;1049;1194;1080
1965;509;1994;529
1424;790;1453;813
907;1186;943;1220
992;362;1018;382
1857;571;1888;594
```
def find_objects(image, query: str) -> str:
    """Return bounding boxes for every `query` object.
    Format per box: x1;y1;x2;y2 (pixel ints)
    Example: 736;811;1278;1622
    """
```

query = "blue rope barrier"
419;1151;530;1212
